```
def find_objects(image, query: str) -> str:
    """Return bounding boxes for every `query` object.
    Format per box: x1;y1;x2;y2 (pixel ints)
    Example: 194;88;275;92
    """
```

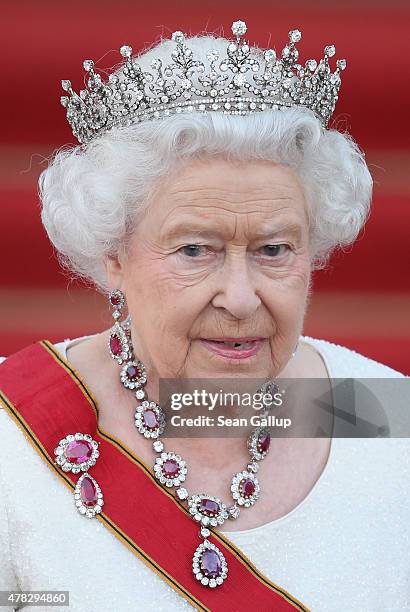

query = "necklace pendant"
153;452;187;487
247;426;271;460
192;538;228;588
74;472;104;518
231;470;260;507
135;400;165;438
188;494;229;527
120;359;147;390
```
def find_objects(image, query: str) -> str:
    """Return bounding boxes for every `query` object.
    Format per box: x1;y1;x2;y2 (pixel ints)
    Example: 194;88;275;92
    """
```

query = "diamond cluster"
61;20;347;144
54;433;99;473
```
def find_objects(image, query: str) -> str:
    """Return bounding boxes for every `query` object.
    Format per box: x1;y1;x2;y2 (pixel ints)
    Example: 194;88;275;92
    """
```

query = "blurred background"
1;0;409;373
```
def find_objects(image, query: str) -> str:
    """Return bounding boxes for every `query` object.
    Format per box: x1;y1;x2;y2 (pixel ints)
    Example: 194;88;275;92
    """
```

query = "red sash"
0;340;309;612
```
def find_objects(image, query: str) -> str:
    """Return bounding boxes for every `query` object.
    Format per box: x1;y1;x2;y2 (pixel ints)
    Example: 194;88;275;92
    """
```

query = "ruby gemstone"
80;476;98;507
64;440;93;464
126;365;141;380
110;294;121;306
109;334;122;356
162;459;180;477
199;498;220;517
239;478;255;498
143;409;159;430
257;431;271;454
200;549;221;578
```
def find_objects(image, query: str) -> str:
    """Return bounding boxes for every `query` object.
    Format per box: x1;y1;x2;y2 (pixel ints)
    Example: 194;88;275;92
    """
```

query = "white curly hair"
39;34;372;294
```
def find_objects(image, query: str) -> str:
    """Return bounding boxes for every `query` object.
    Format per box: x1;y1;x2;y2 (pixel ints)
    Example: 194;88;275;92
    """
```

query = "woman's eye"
260;244;290;257
180;244;207;257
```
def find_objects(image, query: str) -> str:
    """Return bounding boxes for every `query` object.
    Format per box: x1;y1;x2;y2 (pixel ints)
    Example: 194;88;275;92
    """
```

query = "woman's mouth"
199;337;265;360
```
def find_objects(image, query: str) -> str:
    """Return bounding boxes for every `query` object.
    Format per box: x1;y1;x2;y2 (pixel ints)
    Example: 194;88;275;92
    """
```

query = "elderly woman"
0;20;408;612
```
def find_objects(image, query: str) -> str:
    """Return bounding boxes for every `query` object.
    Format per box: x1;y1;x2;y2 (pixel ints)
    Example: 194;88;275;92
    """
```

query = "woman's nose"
211;251;261;319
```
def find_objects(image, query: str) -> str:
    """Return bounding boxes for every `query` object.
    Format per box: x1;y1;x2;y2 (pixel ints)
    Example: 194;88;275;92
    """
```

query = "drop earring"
107;289;132;364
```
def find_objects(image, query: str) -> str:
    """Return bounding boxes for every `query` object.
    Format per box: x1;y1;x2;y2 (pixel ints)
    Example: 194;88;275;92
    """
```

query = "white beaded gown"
0;335;408;611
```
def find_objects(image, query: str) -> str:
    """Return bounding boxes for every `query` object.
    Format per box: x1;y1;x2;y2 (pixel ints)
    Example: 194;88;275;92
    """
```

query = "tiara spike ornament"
60;19;347;145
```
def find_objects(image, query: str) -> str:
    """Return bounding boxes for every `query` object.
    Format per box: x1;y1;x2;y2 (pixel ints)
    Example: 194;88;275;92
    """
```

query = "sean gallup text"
170;414;292;429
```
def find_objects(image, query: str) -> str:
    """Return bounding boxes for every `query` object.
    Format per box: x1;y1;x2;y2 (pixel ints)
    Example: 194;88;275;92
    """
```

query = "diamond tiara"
60;19;347;145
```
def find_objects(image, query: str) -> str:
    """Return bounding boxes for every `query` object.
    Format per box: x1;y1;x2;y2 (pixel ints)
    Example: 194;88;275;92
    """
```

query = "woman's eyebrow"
160;221;303;241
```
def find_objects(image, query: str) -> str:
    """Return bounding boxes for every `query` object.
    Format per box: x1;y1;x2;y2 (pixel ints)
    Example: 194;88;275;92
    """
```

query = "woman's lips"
199;338;265;360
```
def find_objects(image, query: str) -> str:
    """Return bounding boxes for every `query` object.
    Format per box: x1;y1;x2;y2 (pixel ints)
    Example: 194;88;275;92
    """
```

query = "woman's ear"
103;255;125;291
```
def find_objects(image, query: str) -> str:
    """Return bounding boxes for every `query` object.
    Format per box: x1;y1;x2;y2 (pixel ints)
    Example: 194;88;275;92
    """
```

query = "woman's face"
106;157;312;381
